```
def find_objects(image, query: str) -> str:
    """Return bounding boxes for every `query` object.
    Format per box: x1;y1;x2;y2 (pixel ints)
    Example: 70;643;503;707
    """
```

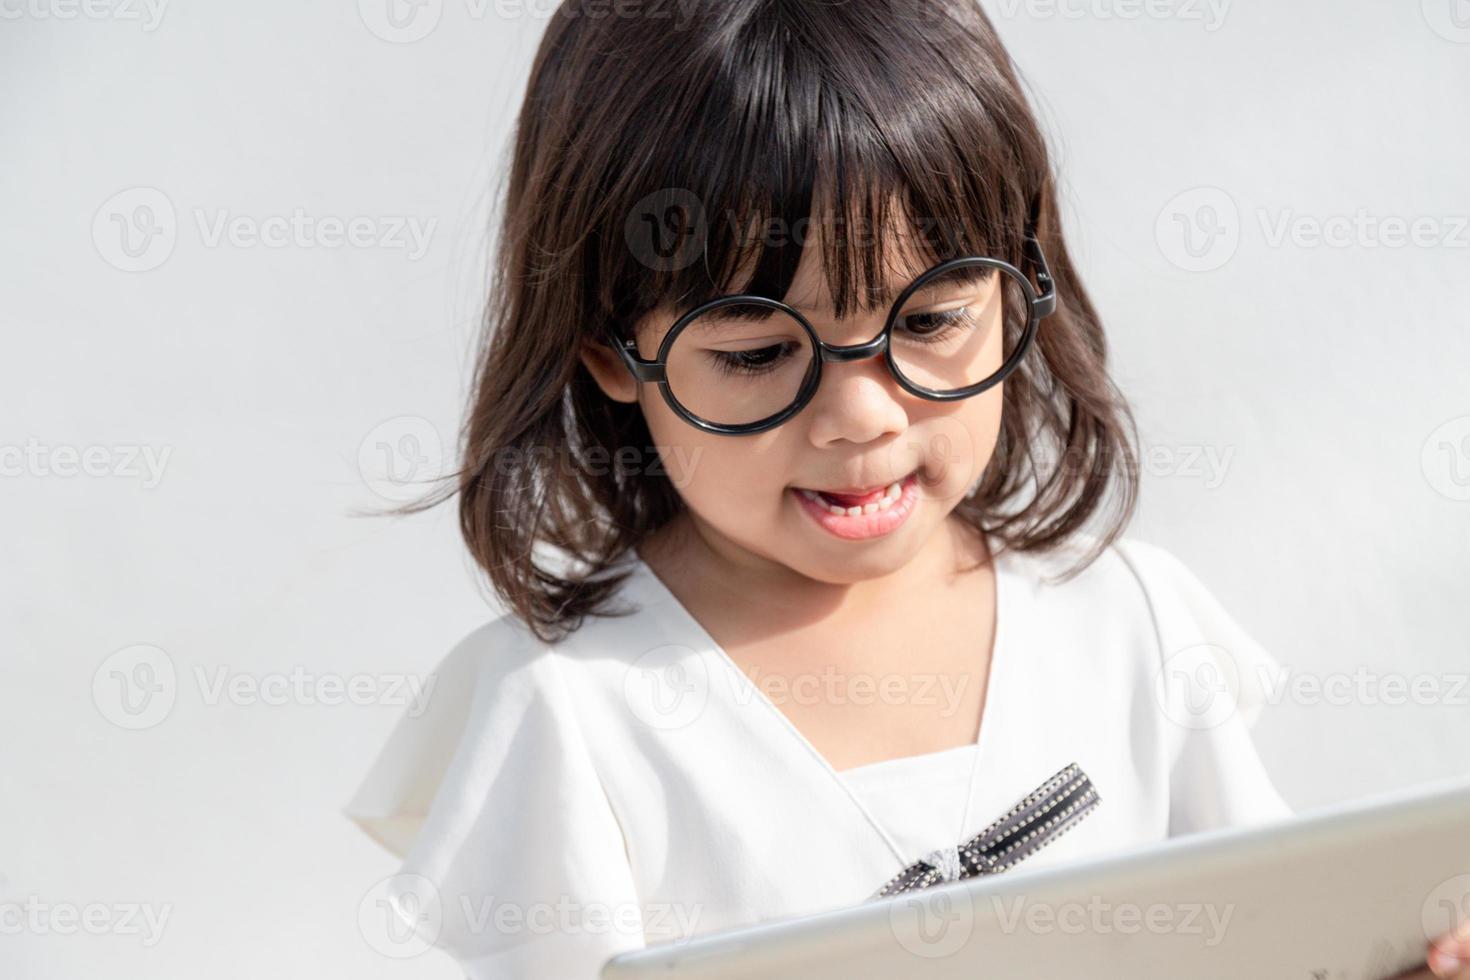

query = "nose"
802;353;911;448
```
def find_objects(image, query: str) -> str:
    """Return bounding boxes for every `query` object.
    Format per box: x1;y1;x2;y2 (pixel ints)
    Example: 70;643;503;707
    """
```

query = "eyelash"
707;341;804;377
895;307;972;343
703;305;978;376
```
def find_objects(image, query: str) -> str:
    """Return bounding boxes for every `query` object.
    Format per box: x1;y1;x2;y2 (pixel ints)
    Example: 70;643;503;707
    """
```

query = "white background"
2;1;1467;977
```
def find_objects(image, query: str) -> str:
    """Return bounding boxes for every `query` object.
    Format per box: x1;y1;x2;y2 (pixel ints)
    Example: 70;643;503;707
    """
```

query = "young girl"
347;2;1470;977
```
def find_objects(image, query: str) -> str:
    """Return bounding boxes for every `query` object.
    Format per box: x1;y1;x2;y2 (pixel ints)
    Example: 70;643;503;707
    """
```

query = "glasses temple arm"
603;327;666;383
1022;226;1058;319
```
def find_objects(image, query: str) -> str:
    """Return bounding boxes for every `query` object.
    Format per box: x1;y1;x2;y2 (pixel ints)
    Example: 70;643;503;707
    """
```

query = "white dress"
839;743;985;874
345;535;1294;979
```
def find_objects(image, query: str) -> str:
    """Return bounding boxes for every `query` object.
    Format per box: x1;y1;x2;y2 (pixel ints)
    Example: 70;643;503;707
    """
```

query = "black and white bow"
871;762;1100;899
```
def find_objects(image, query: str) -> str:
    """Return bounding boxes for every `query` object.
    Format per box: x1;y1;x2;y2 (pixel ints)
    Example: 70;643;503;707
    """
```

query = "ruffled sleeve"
1115;540;1296;836
344;615;645;978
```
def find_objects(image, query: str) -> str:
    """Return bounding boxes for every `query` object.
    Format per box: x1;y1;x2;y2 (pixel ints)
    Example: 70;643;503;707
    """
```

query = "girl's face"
582;230;1006;585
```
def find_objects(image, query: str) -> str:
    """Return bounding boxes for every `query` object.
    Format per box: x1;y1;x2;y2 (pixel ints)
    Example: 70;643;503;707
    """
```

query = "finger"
1428;944;1470;979
1430;918;1470;977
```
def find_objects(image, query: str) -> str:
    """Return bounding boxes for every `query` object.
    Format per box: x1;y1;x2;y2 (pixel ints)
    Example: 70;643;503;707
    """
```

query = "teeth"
797;477;907;518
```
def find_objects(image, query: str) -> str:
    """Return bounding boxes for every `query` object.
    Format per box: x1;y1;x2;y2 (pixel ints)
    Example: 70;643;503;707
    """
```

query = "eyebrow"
692;266;995;324
786;265;994;315
773;276;921;319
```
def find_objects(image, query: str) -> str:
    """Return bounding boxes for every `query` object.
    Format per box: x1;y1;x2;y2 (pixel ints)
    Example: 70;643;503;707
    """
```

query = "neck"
637;509;992;622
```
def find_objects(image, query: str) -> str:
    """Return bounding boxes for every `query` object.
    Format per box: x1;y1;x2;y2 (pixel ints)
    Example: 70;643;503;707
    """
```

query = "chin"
779;534;927;586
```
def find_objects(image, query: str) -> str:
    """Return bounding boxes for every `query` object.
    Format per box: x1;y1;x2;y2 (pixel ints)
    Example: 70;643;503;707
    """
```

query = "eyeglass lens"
660;263;1027;428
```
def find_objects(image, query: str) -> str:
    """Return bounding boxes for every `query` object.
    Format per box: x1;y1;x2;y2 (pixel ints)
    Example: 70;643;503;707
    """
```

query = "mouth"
789;469;922;541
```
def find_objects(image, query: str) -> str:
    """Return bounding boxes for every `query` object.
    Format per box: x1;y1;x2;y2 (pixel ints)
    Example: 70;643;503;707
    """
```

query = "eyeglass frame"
602;223;1057;436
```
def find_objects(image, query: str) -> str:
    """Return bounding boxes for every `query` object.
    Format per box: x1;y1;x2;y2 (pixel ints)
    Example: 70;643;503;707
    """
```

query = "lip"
796;467;920;497
790;471;921;541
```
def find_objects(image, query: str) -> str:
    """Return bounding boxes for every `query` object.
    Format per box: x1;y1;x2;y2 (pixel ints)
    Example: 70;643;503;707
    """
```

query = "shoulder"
1002;533;1268;682
1011;532;1281;728
1000;532;1200;634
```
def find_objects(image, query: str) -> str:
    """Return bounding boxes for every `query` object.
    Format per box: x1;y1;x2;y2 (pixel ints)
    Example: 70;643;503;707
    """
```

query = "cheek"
909;385;1005;500
638;389;789;515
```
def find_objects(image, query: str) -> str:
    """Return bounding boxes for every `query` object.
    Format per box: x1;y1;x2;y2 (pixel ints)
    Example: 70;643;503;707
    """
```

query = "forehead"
734;218;941;317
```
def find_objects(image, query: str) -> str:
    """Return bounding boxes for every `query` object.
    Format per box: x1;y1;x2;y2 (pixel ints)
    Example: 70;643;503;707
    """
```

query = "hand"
1391;918;1470;979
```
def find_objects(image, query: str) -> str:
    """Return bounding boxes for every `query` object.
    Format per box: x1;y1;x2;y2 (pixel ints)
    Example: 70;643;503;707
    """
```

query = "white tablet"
602;772;1470;980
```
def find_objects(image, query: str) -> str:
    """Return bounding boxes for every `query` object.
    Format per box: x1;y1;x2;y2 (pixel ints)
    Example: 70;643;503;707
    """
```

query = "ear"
579;338;640;404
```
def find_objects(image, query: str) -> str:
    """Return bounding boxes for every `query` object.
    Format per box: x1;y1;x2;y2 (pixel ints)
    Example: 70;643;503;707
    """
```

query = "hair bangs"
603;0;1037;335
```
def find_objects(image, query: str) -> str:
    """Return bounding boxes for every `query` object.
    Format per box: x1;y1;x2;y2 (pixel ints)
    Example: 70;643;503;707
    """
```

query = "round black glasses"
604;226;1056;435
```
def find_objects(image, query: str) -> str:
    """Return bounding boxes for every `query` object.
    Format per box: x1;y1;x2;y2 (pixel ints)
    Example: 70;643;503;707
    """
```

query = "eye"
895;307;974;342
706;341;802;376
